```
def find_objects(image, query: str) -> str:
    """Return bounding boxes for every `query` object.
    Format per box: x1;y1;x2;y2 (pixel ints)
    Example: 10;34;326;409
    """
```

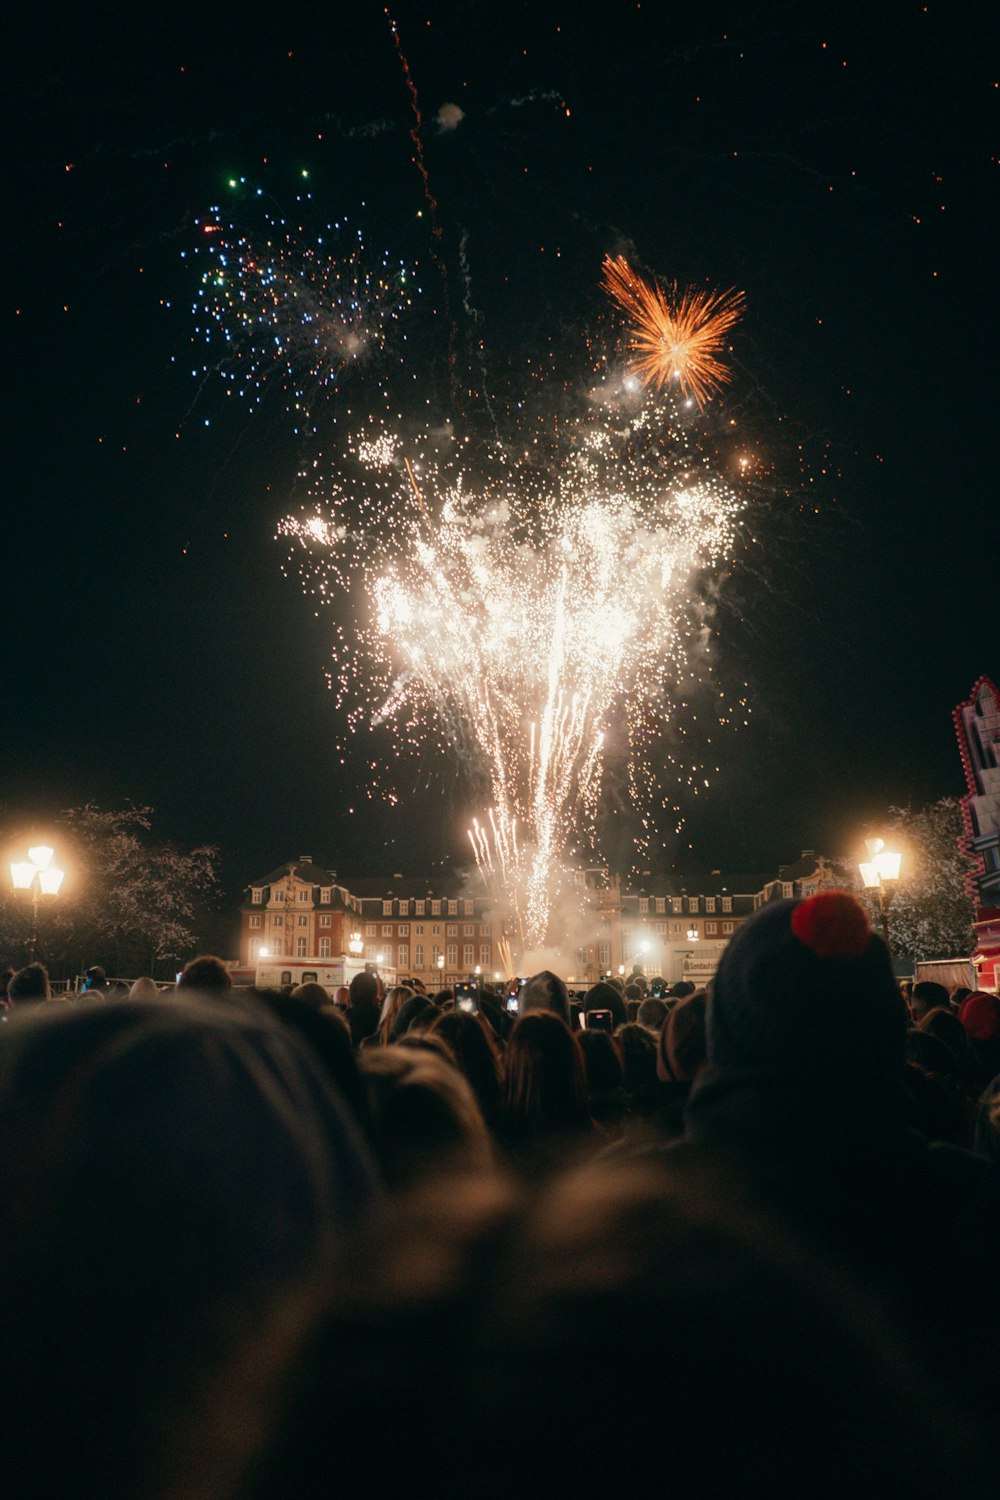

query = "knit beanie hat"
958;992;1000;1042
707;893;906;1085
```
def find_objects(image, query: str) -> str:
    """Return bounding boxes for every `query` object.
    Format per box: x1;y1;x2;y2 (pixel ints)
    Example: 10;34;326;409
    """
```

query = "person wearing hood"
672;891;1000;1419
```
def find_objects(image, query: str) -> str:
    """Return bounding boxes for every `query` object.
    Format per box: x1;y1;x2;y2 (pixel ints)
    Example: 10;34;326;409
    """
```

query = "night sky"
8;2;997;905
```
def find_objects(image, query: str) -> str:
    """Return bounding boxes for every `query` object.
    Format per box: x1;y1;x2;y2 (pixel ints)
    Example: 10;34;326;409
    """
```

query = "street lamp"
348;931;364;957
686;926;699;943
437;954;445;974
10;845;65;959
859;838;902;945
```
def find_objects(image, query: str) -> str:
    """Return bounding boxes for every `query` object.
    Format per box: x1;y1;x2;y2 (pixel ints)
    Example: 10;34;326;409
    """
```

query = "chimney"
299;855;312;866
800;849;815;859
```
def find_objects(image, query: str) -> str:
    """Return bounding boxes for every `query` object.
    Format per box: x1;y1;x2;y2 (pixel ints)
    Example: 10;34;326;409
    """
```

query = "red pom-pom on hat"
790;892;872;960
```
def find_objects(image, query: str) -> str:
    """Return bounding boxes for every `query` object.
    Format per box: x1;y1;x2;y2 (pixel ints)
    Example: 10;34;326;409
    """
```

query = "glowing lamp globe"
38;868;64;896
28;845;54;871
11;862;36;891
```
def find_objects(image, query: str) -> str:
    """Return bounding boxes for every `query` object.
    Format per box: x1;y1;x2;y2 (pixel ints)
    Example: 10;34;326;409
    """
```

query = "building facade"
240;858;498;989
239;850;838;988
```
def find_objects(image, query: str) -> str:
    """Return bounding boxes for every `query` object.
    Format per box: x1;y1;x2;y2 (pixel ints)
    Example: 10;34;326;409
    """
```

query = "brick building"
241;858;497;988
239;850;838;988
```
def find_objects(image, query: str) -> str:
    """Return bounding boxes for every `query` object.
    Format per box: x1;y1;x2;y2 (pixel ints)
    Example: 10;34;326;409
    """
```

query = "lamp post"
686;926;699;943
858;838;902;945
348;931;364;958
10;845;65;960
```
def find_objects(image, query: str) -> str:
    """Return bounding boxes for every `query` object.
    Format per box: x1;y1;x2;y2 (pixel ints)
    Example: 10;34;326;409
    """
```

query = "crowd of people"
2;890;999;1497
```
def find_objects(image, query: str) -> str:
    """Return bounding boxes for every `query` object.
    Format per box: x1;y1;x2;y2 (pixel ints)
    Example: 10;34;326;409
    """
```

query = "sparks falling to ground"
282;387;746;950
601;255;745;409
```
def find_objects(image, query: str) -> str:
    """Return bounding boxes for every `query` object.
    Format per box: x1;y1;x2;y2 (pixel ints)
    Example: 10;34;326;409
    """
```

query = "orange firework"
601;254;745;408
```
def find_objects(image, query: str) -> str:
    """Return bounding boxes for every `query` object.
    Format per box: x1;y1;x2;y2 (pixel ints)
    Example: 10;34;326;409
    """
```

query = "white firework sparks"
282;390;745;951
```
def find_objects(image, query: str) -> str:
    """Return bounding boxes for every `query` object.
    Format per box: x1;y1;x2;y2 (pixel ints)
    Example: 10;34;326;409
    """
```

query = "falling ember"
601;255;744;408
282;391;745;951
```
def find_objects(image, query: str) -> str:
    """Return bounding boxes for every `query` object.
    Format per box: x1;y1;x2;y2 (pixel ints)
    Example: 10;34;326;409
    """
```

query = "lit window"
781;882;793;899
688;897;699;913
416;901;425;916
722;897;732;913
320;888;331;904
383;901;393;916
705;897;716;913
399;900;409;916
251;889;263;904
431;901;441;916
672;898;682;914
319;938;331;958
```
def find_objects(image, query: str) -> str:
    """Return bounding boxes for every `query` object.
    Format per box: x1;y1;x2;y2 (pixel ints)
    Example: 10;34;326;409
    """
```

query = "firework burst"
189;198;415;433
282;390;745;951
601;254;744;408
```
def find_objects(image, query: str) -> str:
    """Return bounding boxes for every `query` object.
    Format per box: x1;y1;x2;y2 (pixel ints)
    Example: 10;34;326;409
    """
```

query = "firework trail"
282;390;745;951
385;8;443;239
189;202;414;433
602;254;744;408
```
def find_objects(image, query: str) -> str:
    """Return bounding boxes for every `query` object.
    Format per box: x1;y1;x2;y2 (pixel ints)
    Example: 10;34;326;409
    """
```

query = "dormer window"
252;889;263;904
320;888;331;904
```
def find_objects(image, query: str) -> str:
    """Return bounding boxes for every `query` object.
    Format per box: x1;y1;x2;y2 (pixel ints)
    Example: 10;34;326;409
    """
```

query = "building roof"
249;860;338;889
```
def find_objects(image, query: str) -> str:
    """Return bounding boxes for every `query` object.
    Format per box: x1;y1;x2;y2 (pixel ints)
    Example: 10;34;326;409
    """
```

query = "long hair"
500;1012;592;1147
375;986;416;1045
430;1010;503;1128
